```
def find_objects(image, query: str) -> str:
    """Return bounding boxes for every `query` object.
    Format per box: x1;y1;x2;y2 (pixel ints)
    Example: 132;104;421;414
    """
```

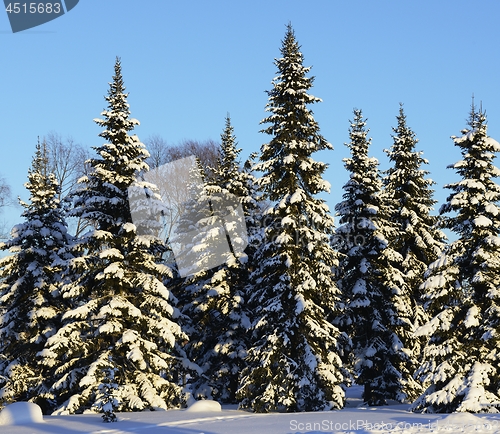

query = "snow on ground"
185;399;222;413
0;402;44;426
2;386;500;434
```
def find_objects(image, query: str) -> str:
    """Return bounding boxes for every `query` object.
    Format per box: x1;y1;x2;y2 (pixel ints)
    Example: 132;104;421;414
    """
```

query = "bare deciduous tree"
144;135;220;173
43;133;92;236
144;135;171;170
0;176;11;209
0;175;13;240
142;136;222;243
44;132;91;201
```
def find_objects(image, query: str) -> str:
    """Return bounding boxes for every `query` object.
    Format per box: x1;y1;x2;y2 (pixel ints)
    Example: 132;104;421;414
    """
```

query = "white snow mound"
185;399;222;412
440;411;486;426
0;402;44;425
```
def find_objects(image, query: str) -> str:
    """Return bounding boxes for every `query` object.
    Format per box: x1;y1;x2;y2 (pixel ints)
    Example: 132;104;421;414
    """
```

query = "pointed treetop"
466;94;485;129
467;94;477;129
281;23;300;57
388;104;420;164
256;23;330;201
218;114;241;178
273;23;312;85
110;56;125;99
396;102;408;128
347;108;371;153
30;137;49;178
96;56;138;136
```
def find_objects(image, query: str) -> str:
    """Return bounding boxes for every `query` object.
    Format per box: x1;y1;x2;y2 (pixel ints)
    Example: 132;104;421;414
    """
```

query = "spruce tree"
384;105;445;294
335;109;412;405
237;25;348;412
168;157;218;282
0;140;72;411
179;116;260;403
412;104;500;413
39;58;190;414
382;105;446;400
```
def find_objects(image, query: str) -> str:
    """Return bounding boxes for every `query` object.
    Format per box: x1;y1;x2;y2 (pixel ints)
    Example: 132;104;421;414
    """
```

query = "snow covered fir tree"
236;24;349;412
383;105;445;295
381;105;446;400
37;58;192;414
174;116;261;404
0;140;73;410
411;103;500;413
335;109;417;405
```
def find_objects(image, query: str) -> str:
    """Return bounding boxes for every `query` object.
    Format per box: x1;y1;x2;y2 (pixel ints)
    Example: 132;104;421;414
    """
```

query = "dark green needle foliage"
237;24;349;413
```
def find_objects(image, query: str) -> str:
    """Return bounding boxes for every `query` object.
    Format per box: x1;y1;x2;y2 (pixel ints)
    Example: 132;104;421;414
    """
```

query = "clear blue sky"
1;0;500;232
